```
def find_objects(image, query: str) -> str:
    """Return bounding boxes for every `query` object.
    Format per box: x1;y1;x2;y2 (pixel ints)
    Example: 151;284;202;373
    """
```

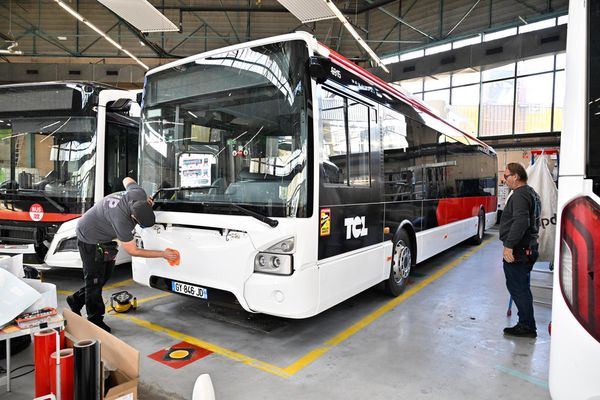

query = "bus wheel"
385;230;412;296
470;209;485;245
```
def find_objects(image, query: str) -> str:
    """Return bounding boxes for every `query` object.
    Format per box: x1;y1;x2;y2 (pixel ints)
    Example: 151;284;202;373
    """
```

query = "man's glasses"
503;173;514;180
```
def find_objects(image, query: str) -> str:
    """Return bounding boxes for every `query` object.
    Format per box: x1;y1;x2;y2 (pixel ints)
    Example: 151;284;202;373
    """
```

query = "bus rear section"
549;0;600;398
132;32;496;318
0;82;139;269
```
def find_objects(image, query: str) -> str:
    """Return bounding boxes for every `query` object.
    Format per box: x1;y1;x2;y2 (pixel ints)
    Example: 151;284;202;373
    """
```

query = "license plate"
171;281;208;299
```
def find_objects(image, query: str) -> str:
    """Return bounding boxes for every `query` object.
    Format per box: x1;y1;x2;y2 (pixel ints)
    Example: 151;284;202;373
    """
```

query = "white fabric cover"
526;156;558;262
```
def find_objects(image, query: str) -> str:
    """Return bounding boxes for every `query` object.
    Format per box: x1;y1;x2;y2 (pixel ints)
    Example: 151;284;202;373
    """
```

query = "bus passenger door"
104;123;139;195
317;87;385;309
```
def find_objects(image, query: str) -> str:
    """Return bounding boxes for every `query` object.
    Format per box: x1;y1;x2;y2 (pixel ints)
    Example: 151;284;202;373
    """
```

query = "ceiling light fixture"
0;42;23;55
53;0;149;70
277;0;389;73
97;0;179;33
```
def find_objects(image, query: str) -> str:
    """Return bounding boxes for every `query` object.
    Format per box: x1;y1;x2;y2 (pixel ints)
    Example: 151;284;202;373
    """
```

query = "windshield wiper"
0;188;66;213
200;202;278;228
152;187;278;227
152;186;218;200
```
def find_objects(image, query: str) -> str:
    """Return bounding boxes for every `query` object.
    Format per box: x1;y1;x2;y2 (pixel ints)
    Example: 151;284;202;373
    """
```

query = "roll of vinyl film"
74;339;101;400
34;328;64;397
50;348;74;400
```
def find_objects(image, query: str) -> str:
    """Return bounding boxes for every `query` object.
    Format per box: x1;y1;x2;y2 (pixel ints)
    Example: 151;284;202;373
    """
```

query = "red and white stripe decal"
436;196;497;226
0;210;80;222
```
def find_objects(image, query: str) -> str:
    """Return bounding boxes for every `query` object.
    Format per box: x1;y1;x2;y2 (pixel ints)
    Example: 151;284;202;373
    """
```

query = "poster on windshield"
178;153;215;188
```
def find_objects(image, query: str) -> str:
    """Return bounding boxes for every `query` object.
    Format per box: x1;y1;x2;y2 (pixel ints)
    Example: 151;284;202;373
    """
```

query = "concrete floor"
1;228;553;400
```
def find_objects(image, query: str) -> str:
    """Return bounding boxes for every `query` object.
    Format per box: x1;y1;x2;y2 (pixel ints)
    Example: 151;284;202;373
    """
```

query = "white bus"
133;32;497;318
0;82;140;269
549;0;600;397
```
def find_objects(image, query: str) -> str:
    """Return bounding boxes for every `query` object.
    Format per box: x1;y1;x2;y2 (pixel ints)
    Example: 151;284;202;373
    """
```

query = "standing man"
67;177;178;332
499;163;541;338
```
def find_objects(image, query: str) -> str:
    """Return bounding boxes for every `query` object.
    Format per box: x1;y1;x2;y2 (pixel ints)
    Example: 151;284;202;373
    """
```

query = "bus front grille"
0;225;38;244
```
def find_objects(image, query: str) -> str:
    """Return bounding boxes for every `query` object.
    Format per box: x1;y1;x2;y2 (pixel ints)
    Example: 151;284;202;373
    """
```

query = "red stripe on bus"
436;196;497;226
0;211;80;222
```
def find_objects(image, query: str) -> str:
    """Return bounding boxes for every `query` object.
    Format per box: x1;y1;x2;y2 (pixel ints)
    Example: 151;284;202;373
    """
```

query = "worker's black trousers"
72;241;115;322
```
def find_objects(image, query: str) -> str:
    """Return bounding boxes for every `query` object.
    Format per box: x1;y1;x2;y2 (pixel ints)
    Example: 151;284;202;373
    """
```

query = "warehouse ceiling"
0;0;567;80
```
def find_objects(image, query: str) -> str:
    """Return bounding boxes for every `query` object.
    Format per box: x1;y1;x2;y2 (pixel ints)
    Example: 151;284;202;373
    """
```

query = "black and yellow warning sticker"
320;208;331;236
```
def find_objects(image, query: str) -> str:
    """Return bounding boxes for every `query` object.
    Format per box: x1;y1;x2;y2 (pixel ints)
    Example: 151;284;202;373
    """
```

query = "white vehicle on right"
549;0;600;398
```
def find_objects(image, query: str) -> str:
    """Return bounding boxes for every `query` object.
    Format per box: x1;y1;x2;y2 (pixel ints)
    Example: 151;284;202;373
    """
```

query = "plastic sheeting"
0;254;24;278
526;156;558;262
0;268;41;327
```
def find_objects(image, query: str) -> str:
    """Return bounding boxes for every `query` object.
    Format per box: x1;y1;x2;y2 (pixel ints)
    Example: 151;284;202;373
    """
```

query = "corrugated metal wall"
0;0;568;67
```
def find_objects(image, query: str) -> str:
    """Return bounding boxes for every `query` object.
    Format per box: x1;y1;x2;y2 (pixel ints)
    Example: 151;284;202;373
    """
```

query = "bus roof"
145;32;494;153
0;81;125;92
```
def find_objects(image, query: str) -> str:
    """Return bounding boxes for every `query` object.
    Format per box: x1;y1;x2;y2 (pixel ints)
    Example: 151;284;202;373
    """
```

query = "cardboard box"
63;309;139;400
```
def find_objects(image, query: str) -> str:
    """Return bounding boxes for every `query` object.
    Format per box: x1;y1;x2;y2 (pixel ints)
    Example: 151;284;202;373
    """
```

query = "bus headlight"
258;255;267;267
265;237;295;254
254;253;292;275
56;237;78;253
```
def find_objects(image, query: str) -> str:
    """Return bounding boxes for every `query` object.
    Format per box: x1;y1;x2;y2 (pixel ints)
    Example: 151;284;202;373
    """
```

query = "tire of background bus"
385;229;413;297
470;208;485;245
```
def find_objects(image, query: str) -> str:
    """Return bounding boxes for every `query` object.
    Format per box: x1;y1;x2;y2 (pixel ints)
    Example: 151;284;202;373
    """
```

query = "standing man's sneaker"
66;295;82;316
88;317;111;333
503;324;537;338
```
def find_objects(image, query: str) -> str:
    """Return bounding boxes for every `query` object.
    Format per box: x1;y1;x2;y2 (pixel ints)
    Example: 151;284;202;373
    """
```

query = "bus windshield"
0;116;96;204
140;40;310;218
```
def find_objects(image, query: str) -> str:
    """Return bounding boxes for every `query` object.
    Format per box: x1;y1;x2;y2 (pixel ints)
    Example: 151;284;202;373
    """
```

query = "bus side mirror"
136;92;143;106
307;56;330;84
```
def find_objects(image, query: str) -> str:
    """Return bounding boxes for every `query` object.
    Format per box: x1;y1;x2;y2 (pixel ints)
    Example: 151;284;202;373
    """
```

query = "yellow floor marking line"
283;238;493;375
57;278;135;297
109;238;493;378
112;312;291;378
104;278;134;290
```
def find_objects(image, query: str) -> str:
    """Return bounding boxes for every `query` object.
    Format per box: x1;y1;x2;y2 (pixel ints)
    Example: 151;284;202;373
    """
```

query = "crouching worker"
67;177;179;332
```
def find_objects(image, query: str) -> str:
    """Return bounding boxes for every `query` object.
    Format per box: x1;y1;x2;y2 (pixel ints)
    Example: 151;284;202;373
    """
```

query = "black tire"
470;209;485;245
384;229;413;296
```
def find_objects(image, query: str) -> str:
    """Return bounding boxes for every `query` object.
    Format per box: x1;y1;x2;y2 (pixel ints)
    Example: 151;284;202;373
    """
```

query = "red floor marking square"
148;341;213;369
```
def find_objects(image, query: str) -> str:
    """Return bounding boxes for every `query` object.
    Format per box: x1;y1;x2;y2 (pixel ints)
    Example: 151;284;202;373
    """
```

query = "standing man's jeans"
72;241;115;322
503;260;536;331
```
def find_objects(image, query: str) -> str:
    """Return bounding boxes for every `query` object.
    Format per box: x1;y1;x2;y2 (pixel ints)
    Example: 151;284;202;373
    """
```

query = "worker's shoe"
66;295;82;316
503;324;537;338
88;317;111;333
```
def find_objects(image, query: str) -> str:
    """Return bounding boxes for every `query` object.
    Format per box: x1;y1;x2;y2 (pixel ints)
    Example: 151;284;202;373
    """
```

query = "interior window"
347;101;371;187
320;90;348;185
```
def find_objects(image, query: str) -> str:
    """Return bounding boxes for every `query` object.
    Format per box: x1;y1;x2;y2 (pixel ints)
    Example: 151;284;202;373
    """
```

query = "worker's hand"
147;196;154;206
163;248;179;261
503;247;515;263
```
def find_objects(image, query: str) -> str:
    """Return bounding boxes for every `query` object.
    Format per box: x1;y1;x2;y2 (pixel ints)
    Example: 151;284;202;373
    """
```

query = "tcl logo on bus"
344;216;368;239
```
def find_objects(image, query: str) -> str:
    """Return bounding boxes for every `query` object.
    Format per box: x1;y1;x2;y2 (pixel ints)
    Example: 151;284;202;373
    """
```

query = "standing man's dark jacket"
500;185;541;257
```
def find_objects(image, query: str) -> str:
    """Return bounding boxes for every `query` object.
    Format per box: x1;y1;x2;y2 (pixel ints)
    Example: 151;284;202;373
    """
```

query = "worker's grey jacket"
76;183;147;244
499;185;541;250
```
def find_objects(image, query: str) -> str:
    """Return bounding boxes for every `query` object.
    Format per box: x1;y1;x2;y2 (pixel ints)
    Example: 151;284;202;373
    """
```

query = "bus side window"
347;101;371;187
381;107;411;200
320;90;348;186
